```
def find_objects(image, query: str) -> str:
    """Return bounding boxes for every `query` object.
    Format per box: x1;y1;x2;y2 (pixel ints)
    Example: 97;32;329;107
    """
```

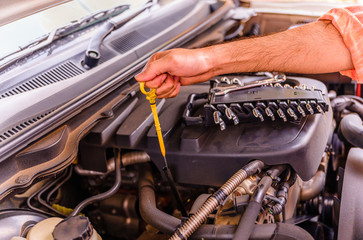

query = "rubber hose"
122;151;150;167
139;165;180;233
233;177;273;240
340;114;363;148
300;171;326;201
233;201;262;240
233;165;286;240
138;165;313;240
190;194;211;215
169;160;265;240
300;154;328;201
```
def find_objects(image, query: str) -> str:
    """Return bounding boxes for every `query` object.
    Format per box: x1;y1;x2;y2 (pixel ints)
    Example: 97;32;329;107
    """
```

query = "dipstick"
139;82;187;217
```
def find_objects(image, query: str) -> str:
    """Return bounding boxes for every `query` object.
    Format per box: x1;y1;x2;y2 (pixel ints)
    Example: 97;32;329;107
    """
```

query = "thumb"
135;71;150;82
136;59;168;82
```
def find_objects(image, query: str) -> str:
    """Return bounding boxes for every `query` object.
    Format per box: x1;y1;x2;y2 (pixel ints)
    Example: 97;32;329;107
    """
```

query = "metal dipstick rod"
139;82;188;217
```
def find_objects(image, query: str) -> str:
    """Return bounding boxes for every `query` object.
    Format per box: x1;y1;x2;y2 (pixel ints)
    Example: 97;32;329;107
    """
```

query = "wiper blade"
0;4;130;72
55;5;130;37
84;2;155;68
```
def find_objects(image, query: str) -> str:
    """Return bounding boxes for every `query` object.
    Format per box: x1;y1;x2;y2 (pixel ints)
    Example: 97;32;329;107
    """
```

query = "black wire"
70;149;122;216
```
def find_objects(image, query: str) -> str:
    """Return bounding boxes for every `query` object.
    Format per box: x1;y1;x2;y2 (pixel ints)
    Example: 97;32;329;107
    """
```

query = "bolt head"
15;175;30;184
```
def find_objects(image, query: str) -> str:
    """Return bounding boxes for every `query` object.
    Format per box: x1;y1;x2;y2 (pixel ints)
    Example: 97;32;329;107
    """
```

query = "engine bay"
0;1;363;240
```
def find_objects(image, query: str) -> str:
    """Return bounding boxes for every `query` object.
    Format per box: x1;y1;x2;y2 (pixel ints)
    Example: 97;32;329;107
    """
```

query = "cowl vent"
0;61;84;99
0;110;56;143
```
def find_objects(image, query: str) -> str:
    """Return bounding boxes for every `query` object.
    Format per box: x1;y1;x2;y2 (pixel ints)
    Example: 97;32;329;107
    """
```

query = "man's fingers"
143;74;167;89
135;62;160;82
156;75;177;96
168;82;181;98
135;52;171;82
135;48;213;98
157;81;181;98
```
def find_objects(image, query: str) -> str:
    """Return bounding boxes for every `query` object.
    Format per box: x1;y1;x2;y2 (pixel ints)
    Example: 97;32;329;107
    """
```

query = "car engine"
0;0;362;240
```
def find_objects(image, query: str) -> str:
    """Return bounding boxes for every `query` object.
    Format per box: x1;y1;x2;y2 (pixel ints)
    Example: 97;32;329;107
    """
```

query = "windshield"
0;0;147;60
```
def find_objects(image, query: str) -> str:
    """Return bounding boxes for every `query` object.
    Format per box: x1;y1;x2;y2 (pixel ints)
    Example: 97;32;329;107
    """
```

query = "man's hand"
136;21;353;98
135;48;214;98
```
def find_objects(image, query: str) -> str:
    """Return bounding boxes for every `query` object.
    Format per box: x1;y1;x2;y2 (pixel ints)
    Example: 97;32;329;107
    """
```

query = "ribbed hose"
170;160;264;240
177;197;219;238
122;151;150;167
138;166;314;240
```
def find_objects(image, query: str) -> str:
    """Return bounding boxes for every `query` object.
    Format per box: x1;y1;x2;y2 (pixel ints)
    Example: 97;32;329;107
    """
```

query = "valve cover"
115;76;333;186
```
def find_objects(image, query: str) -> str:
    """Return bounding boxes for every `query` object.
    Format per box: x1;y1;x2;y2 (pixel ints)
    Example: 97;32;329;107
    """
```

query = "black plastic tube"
233;201;262;239
71;149;121;216
138;165;180;233
270;169;297;215
233;165;286;240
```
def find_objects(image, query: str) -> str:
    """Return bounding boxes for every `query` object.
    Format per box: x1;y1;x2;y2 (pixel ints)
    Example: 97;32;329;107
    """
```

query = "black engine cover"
115;76;333;186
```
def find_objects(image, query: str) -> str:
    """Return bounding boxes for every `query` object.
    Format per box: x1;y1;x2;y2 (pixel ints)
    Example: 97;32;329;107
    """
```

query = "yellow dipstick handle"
140;82;166;158
140;83;187;218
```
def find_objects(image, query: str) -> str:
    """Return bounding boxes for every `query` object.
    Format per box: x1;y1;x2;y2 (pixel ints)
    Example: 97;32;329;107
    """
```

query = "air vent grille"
0;61;84;99
110;31;147;54
0;110;56;143
109;4;193;54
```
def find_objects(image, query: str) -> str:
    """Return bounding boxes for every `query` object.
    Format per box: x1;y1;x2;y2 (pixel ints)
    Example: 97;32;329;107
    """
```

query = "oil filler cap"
52;215;93;240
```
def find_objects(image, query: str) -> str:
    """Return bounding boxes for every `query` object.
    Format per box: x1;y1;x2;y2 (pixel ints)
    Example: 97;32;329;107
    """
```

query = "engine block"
115;75;333;186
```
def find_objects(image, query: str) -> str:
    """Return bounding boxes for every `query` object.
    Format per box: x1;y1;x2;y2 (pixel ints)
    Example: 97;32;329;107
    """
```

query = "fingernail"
135;73;143;81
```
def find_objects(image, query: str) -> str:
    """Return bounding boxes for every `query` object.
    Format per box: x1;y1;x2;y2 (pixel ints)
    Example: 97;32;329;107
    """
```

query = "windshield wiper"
84;2;155;68
0;4;130;72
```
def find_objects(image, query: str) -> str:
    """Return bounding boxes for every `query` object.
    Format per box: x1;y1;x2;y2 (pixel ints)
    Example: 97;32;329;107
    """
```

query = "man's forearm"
136;20;354;97
204;20;353;76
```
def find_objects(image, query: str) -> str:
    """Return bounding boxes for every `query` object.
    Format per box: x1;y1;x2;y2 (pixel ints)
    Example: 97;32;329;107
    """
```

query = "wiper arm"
54;5;130;37
0;4;130;72
84;2;155;68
